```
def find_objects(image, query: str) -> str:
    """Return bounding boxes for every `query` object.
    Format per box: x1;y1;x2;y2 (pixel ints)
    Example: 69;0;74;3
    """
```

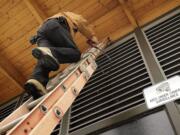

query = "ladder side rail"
7;55;96;135
0;98;32;127
30;64;95;135
0;40;109;135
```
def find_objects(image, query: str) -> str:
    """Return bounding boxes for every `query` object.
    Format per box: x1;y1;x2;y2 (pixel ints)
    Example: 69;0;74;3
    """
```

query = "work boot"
32;47;59;71
24;79;47;100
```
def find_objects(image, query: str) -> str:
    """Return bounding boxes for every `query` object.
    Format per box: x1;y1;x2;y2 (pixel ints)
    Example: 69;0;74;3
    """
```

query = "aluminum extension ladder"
0;39;109;135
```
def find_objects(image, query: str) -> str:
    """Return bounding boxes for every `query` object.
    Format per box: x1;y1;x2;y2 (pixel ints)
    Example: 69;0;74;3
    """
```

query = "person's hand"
87;36;99;46
90;36;99;44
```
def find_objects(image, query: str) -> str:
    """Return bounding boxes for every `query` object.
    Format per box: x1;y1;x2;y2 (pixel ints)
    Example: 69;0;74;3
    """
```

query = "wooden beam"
137;0;180;26
23;0;47;24
118;0;138;28
0;52;26;91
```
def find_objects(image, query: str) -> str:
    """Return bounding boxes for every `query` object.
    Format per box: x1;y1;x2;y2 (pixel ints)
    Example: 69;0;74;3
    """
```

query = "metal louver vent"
51;124;61;135
144;11;180;79
0;93;31;122
0;98;19;122
69;36;152;133
21;93;31;103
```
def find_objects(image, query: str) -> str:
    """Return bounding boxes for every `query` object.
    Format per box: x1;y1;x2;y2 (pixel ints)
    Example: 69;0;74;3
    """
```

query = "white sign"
143;76;180;109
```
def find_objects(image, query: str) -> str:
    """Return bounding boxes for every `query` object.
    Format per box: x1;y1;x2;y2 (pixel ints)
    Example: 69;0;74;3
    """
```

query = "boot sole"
32;48;59;71
24;83;43;100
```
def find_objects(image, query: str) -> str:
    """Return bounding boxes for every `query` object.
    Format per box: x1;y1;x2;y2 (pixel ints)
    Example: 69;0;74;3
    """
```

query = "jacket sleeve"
75;15;96;39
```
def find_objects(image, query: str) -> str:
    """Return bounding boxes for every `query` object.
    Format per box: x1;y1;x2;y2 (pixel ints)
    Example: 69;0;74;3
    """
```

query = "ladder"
0;39;109;135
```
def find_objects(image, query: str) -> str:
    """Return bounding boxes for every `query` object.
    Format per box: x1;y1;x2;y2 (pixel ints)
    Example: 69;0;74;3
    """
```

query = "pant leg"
37;19;81;64
37;38;81;64
50;47;81;63
31;19;81;87
38;18;78;49
31;60;51;86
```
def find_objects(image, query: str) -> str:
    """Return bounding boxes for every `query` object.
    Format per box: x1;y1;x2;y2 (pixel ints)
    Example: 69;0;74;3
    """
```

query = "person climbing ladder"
24;12;99;99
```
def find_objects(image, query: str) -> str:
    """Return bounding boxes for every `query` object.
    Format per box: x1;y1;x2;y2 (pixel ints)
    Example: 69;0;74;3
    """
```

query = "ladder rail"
7;55;96;135
0;99;32;129
0;40;109;135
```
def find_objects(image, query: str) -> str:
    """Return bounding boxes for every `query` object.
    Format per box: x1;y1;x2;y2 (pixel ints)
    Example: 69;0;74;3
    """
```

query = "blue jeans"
31;18;81;86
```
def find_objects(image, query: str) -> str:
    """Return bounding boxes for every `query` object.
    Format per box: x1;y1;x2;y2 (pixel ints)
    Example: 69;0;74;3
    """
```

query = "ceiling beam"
23;0;47;24
0;53;26;91
118;0;138;28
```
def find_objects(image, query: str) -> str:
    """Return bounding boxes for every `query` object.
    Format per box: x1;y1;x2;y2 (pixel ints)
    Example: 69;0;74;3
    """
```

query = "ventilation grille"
51;124;61;135
69;37;152;133
0;98;19;122
144;12;180;78
21;93;31;103
0;93;31;122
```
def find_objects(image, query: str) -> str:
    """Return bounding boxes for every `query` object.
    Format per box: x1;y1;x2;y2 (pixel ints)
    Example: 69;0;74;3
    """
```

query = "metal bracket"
75;71;80;77
68;63;76;71
79;64;90;81
39;105;48;114
72;87;79;97
87;56;97;70
58;73;67;80
61;84;67;92
89;48;100;56
82;52;96;59
84;61;89;67
54;107;63;119
83;73;89;81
